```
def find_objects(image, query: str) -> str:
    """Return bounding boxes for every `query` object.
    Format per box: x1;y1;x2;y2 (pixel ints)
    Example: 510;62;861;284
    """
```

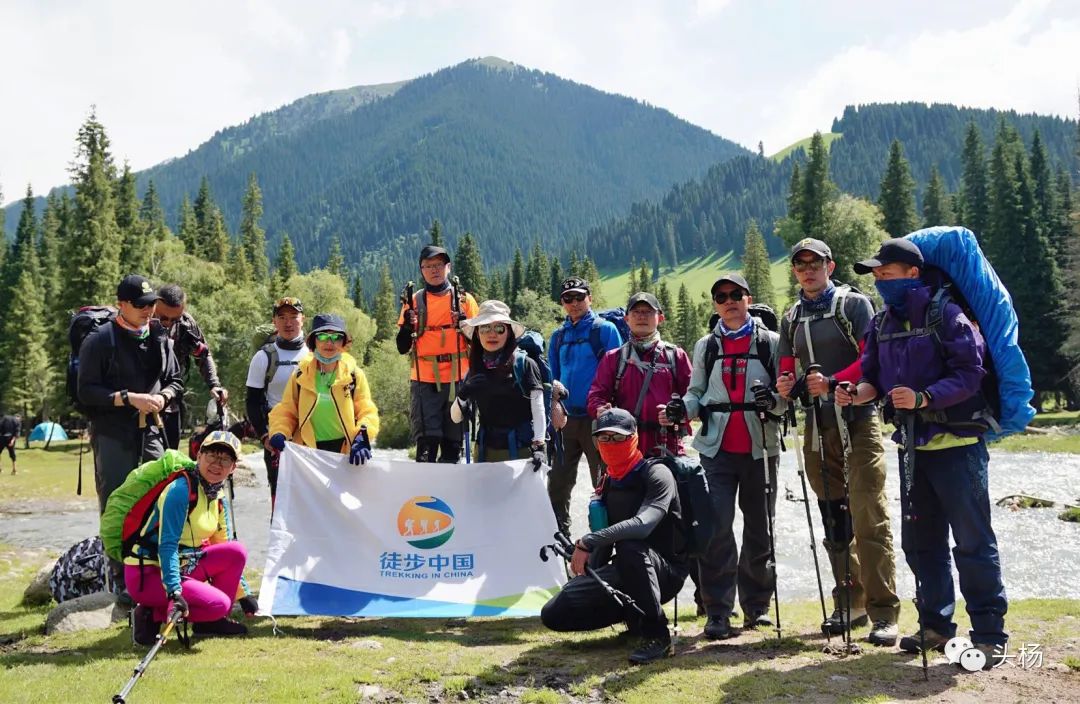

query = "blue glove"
349;435;372;465
269;433;286;451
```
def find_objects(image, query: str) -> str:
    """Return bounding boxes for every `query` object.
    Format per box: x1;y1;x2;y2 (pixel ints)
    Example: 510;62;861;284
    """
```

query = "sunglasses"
793;258;827;272
131;302;156;310
561;292;587;304
275;297;302;308
478;323;508;335
595;433;630;443
315;332;345;343
713;290;746;304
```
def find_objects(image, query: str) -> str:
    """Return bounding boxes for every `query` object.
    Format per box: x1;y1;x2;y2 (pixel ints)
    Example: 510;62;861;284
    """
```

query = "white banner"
260;444;566;617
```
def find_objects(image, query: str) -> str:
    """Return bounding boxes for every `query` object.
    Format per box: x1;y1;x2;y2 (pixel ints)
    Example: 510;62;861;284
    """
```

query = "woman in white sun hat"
451;300;547;468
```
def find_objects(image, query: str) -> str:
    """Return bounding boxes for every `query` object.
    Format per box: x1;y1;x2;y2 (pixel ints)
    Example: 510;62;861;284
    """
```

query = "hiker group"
72;231;1010;674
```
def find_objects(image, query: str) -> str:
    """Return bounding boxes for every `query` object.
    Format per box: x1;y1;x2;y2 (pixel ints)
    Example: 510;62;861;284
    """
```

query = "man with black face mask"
246;297;311;507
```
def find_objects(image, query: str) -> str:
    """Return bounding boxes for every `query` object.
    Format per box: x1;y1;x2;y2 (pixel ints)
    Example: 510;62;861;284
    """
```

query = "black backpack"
48;536;117;603
66;306;117;411
643;455;713;559
703;303;779;386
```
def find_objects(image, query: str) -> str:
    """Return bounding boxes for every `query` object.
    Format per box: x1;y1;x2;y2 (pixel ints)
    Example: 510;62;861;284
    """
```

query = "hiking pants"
802;412;899;622
411;381;463;463
899;440;1008;647
698;449;778;618
541;540;687;639
125;541;247;623
547;416;604;536
162;409;181;451
0;435;15;461
91;426;166;515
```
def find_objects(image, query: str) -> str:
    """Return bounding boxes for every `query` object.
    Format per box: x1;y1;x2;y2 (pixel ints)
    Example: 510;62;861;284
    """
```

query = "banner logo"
397;495;455;549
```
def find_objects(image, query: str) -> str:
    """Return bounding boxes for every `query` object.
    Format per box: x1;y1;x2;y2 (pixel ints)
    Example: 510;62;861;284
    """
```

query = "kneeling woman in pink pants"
126;431;256;645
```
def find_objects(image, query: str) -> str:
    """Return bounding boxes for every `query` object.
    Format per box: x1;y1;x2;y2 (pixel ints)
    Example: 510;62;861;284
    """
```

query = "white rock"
44;592;127;634
358;684;382;699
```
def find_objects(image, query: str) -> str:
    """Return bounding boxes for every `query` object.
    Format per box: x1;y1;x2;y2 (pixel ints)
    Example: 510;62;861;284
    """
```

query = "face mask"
874;278;922;309
315;351;342;364
597;435;643;481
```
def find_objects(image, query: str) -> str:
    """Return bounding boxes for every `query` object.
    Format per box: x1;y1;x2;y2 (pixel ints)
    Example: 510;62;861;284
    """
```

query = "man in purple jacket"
836;238;1007;669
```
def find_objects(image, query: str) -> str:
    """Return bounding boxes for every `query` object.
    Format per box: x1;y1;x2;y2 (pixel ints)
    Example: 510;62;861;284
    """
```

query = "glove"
269;433;286;451
238;595;259;617
751;384;776;413
664;397;687;425
349;435;372;465
168;591;190;619
456;373;488;402
530;445;546;472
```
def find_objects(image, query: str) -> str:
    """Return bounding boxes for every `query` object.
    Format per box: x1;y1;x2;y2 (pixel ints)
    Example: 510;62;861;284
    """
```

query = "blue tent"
29;421;68;442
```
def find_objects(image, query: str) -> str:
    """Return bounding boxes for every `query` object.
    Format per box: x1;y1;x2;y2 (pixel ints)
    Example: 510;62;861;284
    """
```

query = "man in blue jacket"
547;277;622;536
836;238;1007;669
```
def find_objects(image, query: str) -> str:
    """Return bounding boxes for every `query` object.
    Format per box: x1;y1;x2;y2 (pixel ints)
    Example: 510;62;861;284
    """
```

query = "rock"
358;684;382;699
351;639;383;649
45;592;127;634
21;565;54;606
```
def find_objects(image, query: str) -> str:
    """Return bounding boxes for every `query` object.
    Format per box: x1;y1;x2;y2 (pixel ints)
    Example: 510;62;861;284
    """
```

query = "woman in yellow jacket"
268;313;379;464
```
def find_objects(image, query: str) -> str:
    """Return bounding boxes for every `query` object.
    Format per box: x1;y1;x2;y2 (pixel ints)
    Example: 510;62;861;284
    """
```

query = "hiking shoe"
628;635;673;665
866;620;899;647
742;611;773;630
131;605;160;647
822;607;868;635
703;616;735;640
193;618;248;638
898;627;951;654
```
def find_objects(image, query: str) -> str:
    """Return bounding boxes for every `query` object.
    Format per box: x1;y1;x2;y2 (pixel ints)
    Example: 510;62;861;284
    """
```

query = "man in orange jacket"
397;245;480;463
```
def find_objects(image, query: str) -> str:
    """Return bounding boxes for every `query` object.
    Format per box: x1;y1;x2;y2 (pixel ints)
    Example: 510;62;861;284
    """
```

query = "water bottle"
588;494;609;532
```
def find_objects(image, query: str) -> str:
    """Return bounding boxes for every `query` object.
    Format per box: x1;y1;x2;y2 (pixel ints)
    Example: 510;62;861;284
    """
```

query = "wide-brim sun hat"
461;300;525;340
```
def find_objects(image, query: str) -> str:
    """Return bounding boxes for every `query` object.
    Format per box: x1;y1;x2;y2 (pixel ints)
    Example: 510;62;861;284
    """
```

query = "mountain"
586;102;1078;269
5;57;749;285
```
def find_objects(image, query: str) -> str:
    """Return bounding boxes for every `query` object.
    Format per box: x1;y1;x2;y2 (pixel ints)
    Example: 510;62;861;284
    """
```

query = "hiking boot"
703;616;735;640
193;618;248;638
822;607;868;635
742;611;773;630
628;634;673;665
866;620;899;647
131;605;160;647
898;627;951;654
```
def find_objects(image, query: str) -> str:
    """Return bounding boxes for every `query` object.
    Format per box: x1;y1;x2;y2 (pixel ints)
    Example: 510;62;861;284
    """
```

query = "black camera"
665;394;687;425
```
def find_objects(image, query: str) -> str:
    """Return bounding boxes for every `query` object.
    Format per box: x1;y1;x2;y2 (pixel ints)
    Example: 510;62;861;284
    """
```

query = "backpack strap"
262;343;280;391
788;285;859;363
589;319;606;361
415;290;428;337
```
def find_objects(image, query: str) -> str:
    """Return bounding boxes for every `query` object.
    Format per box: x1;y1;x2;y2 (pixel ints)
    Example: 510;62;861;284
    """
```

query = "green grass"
770;132;843;162
991;432;1080;454
0;441;96;507
1027;410;1080;428
600;254;793;314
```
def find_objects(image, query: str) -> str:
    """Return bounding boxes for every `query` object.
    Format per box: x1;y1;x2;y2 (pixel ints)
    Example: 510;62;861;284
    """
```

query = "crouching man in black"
541;408;688;665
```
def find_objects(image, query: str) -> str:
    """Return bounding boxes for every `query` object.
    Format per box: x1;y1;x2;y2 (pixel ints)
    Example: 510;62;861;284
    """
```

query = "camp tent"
29;422;68;443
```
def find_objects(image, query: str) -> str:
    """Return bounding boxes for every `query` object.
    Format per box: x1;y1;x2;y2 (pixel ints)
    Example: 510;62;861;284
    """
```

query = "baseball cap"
200;430;242;460
593;408;637;436
273;296;303;314
853;238;925;275
790;238;832;261
711;273;751;296
117;275;160;306
627;292;662;313
419;245;451;264
560;277;590;296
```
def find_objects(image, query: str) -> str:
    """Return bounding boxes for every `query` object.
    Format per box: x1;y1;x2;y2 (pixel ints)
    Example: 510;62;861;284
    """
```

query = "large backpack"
617;455;712;559
550;309;627;364
512;331;555;439
66;306;117;410
612;342;679;417
100;450;199;563
703;303;779;387
782;283;863;362
48;536;115;603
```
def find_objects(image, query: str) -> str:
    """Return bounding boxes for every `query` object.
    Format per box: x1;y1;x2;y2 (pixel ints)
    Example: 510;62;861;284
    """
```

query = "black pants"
162;410;181;451
91;426;166;515
541;540;687;639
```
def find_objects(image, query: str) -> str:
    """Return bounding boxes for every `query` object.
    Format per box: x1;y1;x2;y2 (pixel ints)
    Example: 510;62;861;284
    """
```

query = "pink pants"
126;541;247;623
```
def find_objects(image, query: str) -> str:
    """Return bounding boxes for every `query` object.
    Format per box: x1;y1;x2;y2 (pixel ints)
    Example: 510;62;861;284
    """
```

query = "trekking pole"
897;408;929;681
401;282;426;439
541;532;646;618
112;609;185;704
806;363;851;651
833;383;858;655
782;387;831;645
218;400;239;541
77;432;85;495
751;381;781;641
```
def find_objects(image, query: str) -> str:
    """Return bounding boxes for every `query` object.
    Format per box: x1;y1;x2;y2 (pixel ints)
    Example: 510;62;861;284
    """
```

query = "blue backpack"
513;331;555;437
550;309;628;363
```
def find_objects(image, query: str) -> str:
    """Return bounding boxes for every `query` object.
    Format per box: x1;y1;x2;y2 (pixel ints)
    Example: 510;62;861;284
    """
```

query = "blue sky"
1;0;1077;204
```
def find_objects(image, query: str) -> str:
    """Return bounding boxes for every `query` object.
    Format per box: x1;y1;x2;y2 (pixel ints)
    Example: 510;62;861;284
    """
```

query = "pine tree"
454;232;486;295
626;259;639;300
116;163;149;275
1028;131;1056;241
525;243;548;294
741;220;774;309
351;275;365;312
676;283;698;352
580;257;605;307
193;177;229;262
656;281;674;334
178;196;199;254
239;173;269;281
5;186;39;293
922;165;953;228
635;261;651;295
38;192;64;305
326;236;346;279
373;263;398;342
799;132;834;237
1050;169;1074;259
509;248;525;309
427;219;443;247
140;180;170;240
878;139;918;237
2;249;53;417
274;234;299;294
226;241;253;282
548;257;563;301
958;122;989;239
66;108;122;309
786;161;802;217
985;123;1026;266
